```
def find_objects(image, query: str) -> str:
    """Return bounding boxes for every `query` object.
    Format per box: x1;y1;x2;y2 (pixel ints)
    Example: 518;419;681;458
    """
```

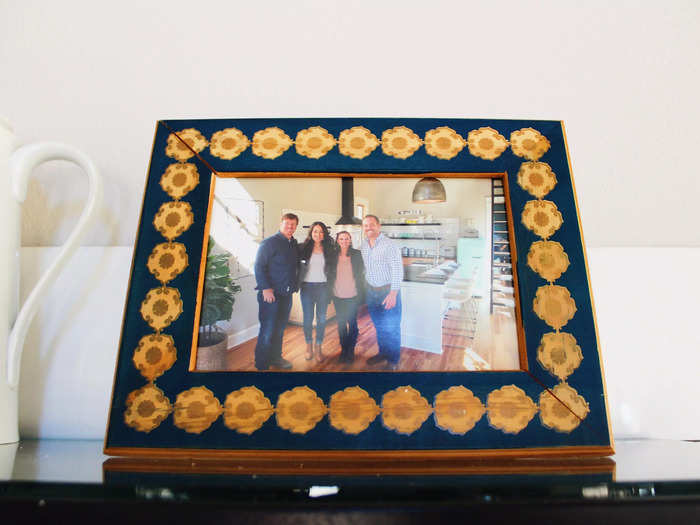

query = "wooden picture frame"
104;118;613;459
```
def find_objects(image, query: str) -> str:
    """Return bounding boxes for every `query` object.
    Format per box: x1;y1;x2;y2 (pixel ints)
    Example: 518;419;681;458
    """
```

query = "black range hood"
335;177;362;225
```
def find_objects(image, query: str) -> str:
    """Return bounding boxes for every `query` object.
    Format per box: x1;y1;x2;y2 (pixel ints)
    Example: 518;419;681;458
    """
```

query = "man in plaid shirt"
360;215;403;370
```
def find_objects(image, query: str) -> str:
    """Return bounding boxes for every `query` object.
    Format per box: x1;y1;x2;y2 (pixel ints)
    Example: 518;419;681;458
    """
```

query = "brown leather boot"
315;341;325;361
305;342;313;361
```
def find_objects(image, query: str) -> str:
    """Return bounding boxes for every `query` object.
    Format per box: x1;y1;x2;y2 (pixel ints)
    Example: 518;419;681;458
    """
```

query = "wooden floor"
470;298;521;370
219;301;520;373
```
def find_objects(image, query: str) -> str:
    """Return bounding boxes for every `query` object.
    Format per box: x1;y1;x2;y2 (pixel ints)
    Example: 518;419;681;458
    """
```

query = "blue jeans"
300;282;330;344
366;287;402;365
254;291;293;370
333;296;360;358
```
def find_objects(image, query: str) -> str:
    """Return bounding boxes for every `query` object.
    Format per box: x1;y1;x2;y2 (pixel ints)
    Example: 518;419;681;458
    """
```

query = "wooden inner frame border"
104;453;616;477
189;171;528;373
105;444;615;461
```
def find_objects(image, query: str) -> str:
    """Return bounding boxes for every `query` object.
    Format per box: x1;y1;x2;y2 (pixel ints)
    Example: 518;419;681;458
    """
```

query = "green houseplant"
197;237;242;369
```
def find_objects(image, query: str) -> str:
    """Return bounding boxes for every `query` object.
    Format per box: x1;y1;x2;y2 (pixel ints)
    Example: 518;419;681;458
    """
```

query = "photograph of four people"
254;213;403;371
194;176;521;373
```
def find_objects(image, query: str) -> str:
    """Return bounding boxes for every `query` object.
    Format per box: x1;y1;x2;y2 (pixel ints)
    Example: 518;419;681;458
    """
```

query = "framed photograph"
105;118;613;459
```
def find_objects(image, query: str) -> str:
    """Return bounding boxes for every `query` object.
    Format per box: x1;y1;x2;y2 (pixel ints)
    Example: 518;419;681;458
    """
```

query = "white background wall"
3;1;699;440
2;0;699;248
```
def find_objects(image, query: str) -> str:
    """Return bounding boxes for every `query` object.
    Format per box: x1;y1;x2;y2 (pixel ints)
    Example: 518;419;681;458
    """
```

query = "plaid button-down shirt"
361;233;404;291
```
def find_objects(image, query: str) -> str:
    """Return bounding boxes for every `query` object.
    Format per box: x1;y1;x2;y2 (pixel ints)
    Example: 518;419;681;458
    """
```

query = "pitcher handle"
6;143;103;388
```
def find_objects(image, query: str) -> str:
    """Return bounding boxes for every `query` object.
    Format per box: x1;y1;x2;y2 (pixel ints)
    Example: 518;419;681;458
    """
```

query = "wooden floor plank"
209;300;520;373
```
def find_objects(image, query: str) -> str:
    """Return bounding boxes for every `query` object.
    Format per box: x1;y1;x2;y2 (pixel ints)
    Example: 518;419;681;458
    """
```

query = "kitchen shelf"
493;274;513;281
491;178;513;313
382;222;442;226
387;236;442;240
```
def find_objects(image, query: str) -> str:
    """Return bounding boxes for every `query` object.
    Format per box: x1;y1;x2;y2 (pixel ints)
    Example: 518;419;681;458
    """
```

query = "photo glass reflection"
192;176;523;373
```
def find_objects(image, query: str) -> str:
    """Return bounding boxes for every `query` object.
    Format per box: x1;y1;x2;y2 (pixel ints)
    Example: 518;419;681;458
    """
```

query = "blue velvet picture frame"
104;118;613;459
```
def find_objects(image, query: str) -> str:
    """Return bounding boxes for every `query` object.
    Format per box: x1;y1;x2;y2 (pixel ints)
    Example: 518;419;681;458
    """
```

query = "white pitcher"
0;118;102;444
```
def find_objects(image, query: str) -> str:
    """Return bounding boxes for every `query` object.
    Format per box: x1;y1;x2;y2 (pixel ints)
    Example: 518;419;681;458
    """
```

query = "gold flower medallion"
159;163;200;200
517;161;557;199
328;386;380;435
510;128;550;161
153;201;194;241
132;333;177;381
521;200;563;239
295;126;337;159
251;127;293;159
147;242;188;284
380;126;423;159
433;386;485;435
533;285;577;331
381;386;432;435
173;386;223;434
223;386;274;435
486;385;538;434
140;286;183;331
527;240;570;282
539;383;590;433
466;127;509;160
424;127;466;160
165;128;208;162
209;128;250;160
124;383;172;433
338;127;380;159
537;332;583;381
276;386;327;434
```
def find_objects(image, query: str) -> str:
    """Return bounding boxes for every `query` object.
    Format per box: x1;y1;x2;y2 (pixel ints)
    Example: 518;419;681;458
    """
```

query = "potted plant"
196;237;242;370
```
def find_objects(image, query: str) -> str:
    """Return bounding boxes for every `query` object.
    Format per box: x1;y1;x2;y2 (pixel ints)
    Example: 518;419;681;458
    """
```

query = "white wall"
1;0;698;248
355;177;491;236
4;1;700;440
239;178;342;238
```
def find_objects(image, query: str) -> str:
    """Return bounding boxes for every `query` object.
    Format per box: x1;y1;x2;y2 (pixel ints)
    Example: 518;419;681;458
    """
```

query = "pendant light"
412;177;446;203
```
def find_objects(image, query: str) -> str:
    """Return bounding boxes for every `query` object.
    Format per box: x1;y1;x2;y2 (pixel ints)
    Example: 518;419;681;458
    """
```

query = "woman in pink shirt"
328;231;365;364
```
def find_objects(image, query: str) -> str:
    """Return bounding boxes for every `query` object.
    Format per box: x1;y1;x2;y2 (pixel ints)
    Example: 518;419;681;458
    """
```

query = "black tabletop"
2;439;700;523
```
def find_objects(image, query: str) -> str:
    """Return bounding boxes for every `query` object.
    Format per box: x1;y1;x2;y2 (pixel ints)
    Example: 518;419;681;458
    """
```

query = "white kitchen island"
400;279;444;354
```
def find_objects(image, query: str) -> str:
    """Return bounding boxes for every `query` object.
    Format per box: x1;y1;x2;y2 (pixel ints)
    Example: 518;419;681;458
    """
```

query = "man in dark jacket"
253;213;299;370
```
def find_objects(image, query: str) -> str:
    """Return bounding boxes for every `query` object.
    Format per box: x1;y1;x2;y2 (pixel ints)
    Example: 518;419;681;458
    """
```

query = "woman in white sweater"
298;221;335;361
